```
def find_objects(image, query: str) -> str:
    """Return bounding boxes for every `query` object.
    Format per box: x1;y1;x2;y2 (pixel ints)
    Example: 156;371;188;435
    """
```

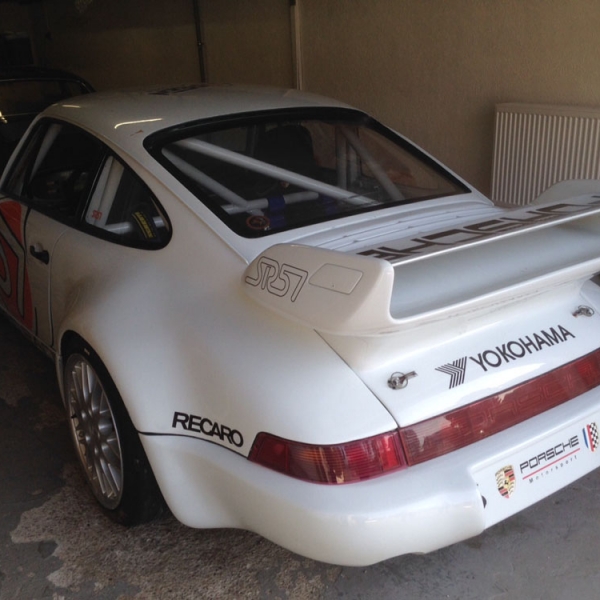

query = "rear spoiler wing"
243;196;600;335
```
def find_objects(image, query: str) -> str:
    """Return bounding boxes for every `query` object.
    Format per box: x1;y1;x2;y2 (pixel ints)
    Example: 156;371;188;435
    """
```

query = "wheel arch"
60;329;167;524
56;329;97;405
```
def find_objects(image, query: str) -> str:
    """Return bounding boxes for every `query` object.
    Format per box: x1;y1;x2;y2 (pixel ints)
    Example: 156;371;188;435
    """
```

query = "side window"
84;155;171;247
2;119;171;249
3;120;104;221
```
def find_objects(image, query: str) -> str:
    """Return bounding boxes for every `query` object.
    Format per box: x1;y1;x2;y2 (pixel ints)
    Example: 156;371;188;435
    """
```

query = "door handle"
29;244;50;265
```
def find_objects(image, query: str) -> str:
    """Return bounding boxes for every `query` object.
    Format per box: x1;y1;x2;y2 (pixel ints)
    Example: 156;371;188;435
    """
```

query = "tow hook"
573;305;595;318
388;371;417;390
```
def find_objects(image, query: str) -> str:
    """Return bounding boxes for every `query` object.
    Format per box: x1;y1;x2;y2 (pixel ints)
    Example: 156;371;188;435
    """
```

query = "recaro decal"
0;201;33;328
172;411;244;448
245;256;308;302
436;325;575;389
358;201;600;261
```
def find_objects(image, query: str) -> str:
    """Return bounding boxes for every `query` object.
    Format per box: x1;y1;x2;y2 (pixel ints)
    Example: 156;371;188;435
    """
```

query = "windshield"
151;109;468;237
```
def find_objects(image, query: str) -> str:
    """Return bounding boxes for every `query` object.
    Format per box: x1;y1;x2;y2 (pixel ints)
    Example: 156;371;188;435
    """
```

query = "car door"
0;120;105;349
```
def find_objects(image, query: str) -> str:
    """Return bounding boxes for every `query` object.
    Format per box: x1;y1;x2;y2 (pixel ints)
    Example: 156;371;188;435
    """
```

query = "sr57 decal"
245;257;308;303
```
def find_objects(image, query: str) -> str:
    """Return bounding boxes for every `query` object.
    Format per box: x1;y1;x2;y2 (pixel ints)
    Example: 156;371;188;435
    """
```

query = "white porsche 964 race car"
2;84;600;566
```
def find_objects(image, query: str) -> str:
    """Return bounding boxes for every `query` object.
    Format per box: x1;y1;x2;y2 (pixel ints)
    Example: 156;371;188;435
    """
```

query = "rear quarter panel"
51;190;397;457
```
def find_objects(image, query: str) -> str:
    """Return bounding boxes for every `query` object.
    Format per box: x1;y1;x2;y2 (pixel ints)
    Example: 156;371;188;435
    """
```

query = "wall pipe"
289;0;303;89
192;0;207;83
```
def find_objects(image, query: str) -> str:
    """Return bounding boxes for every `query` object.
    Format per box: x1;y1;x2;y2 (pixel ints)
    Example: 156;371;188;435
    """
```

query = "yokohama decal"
437;324;575;389
0;200;33;328
435;357;467;389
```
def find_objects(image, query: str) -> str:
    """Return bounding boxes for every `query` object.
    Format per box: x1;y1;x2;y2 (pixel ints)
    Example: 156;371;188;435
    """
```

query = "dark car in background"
0;66;93;170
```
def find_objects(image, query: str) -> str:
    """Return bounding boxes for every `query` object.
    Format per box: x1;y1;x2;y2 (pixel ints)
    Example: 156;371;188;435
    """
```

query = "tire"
63;340;165;525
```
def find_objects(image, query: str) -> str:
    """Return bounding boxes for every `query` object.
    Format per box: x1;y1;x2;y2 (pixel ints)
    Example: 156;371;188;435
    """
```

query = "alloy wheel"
65;354;124;509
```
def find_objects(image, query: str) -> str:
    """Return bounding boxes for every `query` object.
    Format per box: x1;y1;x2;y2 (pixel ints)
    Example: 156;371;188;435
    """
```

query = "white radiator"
491;103;600;205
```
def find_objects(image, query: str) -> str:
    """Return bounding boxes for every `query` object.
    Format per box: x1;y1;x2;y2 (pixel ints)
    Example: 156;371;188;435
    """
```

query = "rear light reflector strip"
250;348;600;484
400;347;600;465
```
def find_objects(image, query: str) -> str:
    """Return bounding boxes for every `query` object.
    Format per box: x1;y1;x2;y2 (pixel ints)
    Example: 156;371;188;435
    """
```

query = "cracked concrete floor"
2;313;600;599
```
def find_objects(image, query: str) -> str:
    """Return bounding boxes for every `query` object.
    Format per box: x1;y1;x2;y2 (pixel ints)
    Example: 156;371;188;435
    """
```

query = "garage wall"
2;3;36;34
38;0;200;89
298;0;600;195
201;0;293;87
1;2;44;64
33;0;293;91
6;0;600;197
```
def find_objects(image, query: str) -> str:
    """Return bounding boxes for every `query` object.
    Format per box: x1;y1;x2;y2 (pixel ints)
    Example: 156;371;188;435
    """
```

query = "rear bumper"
140;388;600;566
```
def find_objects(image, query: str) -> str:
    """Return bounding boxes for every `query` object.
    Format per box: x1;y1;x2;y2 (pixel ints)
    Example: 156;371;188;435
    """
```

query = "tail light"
250;348;600;483
249;430;407;484
400;346;600;465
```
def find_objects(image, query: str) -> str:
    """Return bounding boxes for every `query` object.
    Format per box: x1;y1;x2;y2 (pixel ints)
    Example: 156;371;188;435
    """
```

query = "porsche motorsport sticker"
488;423;600;506
583;422;599;452
495;466;516;498
436;324;575;389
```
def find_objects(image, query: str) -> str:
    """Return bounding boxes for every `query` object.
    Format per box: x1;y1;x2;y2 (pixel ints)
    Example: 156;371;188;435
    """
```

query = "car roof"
41;84;353;153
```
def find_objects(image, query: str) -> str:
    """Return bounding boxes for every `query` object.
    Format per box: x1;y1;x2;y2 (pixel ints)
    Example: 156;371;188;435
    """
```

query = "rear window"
148;108;468;237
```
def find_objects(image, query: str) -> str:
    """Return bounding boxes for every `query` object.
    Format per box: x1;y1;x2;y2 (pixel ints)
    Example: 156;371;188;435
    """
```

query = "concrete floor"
2;314;600;599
